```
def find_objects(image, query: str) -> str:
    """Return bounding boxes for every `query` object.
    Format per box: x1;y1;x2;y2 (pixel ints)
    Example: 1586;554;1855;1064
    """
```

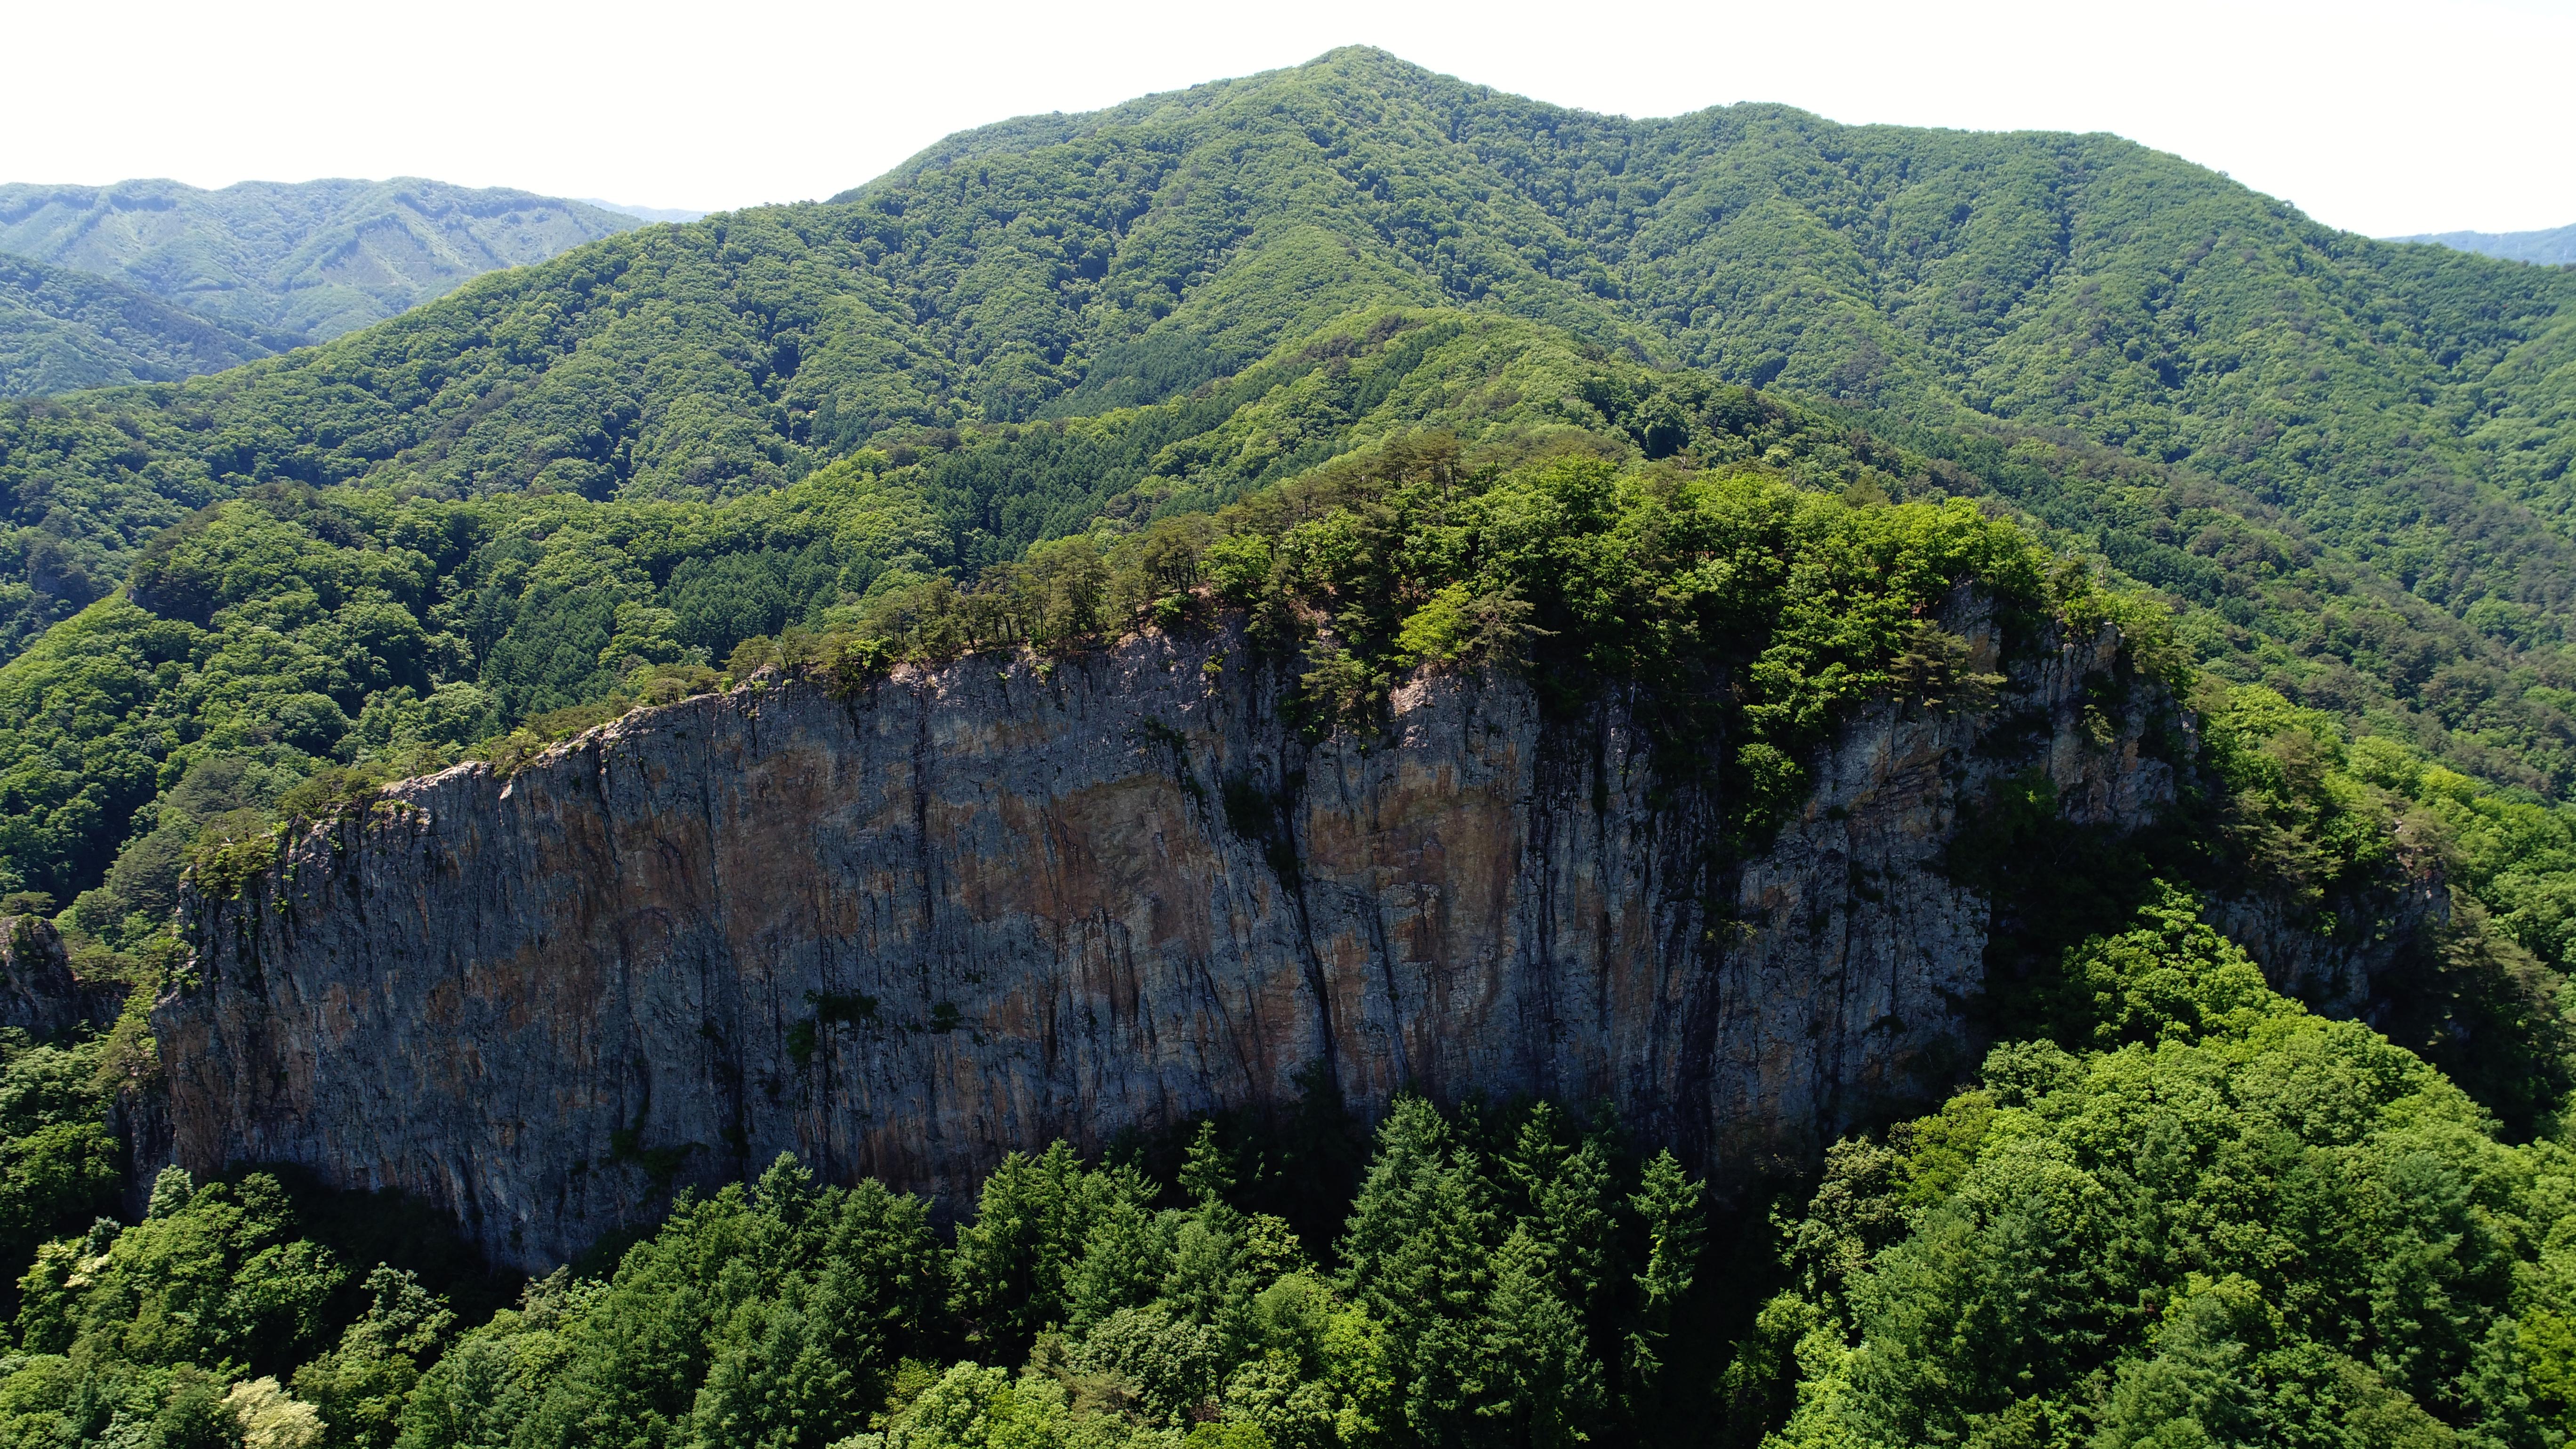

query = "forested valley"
1;44;2575;1449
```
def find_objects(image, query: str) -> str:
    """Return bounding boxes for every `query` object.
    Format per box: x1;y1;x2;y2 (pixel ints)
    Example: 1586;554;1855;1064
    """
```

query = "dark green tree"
1620;1150;1706;1427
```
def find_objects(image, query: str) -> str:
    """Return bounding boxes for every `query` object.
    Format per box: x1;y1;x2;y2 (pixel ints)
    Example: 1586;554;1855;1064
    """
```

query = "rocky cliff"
161;612;2174;1270
0;915;127;1039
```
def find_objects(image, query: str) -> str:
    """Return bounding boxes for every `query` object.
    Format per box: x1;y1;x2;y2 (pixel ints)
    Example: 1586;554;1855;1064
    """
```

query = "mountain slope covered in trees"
8;47;2576;982
0;253;277;397
0;177;644;344
2;49;2571;772
839;48;2576;600
0;46;2573;1449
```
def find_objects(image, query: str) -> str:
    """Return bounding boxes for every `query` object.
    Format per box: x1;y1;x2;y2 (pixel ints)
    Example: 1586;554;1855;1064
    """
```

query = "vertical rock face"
163;615;2172;1271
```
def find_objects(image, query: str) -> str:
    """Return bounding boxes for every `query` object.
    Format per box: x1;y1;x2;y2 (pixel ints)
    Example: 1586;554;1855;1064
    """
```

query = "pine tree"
809;1176;948;1391
1621;1149;1707;1427
1476;1224;1606;1449
684;1292;850;1449
1339;1098;1497;1445
1181;1119;1238;1205
951;1143;1149;1357
1503;1105;1615;1313
1065;1192;1173;1336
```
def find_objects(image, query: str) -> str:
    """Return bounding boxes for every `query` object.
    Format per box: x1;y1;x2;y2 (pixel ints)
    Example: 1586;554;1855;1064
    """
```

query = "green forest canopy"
2;47;2570;758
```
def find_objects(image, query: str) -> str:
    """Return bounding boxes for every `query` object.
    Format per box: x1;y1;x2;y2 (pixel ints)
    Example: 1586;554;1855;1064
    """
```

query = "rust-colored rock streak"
163;617;2170;1269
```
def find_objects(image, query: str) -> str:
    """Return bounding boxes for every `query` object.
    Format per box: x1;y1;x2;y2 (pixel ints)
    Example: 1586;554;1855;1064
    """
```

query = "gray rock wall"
0;916;127;1039
162;614;2172;1270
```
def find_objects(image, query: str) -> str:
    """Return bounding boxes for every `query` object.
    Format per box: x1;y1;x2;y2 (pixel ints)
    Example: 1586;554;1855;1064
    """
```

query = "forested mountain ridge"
0;253;277;397
11;306;2574;931
846;48;2576;596
2394;222;2576;267
0;176;644;343
4;48;2573;749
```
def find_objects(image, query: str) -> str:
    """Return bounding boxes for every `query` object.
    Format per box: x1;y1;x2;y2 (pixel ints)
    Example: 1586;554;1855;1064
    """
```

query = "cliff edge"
163;612;2171;1269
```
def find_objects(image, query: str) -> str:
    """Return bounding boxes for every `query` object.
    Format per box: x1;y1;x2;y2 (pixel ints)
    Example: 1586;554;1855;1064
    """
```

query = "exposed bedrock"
0;915;127;1040
162;613;2172;1269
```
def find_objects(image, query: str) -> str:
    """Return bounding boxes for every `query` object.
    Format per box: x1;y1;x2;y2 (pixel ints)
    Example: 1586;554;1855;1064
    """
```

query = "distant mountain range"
0;252;279;395
0;177;644;395
580;199;709;224
2391;221;2576;265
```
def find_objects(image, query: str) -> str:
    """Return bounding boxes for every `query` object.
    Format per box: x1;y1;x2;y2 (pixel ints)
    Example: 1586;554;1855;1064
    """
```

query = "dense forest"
5;52;2573;773
0;257;279;399
1;44;2576;1449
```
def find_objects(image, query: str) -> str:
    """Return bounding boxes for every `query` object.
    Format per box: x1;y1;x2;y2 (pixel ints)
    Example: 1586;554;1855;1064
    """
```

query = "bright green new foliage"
1760;889;2576;1449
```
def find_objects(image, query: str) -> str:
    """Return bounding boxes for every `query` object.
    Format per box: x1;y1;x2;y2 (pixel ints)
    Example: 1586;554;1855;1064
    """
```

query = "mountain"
579;199;709;224
0;176;644;342
837;54;2576;613
2393;221;2576;266
3;49;2572;781
3;47;2576;1449
0;252;278;396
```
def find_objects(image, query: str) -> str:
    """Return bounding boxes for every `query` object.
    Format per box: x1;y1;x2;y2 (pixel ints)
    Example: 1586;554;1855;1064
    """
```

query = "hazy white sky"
8;0;2572;238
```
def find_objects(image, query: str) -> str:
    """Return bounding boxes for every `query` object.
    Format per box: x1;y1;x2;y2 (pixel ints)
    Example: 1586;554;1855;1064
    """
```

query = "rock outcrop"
0;915;127;1039
162;612;2174;1270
